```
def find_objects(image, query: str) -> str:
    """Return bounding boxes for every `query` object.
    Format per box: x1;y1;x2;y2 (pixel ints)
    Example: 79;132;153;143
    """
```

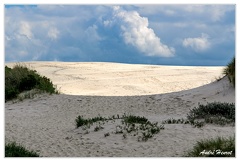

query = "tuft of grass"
187;102;235;126
223;57;235;87
75;116;107;128
5;64;59;101
123;115;149;125
186;136;235;157
5;142;39;157
162;118;188;124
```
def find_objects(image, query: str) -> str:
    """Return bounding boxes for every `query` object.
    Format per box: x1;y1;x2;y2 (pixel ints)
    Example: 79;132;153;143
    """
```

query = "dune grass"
223;57;235;87
5;64;59;101
187;102;235;127
186;136;235;157
5;142;39;157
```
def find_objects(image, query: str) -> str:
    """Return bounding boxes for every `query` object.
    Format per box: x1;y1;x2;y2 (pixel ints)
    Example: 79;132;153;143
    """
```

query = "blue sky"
4;5;235;66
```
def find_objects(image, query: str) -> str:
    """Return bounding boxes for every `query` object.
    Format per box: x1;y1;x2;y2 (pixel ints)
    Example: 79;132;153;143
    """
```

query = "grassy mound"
186;136;235;157
75;114;164;142
5;142;39;157
223;57;235;87
5;64;59;101
187;102;235;126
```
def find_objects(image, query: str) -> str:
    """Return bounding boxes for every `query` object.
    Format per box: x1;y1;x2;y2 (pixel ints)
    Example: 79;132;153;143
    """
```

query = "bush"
5;142;39;157
223;57;235;87
123;115;149;125
5;64;58;101
187;102;235;126
186;136;235;157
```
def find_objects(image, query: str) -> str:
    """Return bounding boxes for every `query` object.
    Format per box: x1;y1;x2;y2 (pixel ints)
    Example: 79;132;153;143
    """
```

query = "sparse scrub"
75;114;164;142
162;118;188;124
5;64;59;101
187;102;235;126
223;57;235;87
5;142;39;157
186;136;235;157
75;116;107;128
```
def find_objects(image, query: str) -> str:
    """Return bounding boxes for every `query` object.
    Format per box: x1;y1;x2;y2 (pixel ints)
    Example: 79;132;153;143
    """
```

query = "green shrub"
223;57;235;87
75;116;106;128
186;136;235;157
123;115;149;125
5;64;58;101
187;102;235;126
5;142;39;157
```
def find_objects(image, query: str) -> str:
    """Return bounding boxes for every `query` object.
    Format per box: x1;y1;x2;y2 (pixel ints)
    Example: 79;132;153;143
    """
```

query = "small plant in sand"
75;114;164;142
75;115;107;128
161;118;189;124
186;136;235;157
187;102;235;126
5;142;39;157
94;122;104;132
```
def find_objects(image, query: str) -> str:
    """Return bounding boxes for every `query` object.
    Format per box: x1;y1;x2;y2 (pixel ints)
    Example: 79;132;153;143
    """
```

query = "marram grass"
186;136;235;157
5;142;39;157
223;57;235;87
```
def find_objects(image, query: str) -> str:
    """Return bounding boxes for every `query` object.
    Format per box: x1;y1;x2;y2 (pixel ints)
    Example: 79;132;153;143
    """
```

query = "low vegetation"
5;64;59;101
5;142;39;157
187;102;235;127
75;114;164;142
223;57;235;87
186;136;235;157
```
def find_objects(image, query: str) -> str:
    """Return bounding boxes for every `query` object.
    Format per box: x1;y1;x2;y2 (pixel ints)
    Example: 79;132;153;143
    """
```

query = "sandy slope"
5;62;235;157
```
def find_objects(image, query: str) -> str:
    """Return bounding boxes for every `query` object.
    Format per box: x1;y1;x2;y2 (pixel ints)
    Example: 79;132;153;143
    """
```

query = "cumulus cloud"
182;33;210;52
112;6;175;57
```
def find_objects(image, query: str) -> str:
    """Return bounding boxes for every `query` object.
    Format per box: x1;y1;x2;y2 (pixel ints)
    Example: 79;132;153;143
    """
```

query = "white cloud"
112;6;175;57
183;33;210;52
47;27;59;40
19;21;33;39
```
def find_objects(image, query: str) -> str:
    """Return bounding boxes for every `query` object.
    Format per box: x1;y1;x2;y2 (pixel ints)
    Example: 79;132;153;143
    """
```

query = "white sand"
5;62;235;157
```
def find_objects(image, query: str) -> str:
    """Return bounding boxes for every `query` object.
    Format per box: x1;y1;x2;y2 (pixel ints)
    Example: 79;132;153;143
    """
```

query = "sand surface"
6;61;225;96
5;62;235;157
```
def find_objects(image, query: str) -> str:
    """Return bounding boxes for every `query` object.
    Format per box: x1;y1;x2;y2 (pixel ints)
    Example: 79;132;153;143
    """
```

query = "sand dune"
6;62;225;96
5;62;235;157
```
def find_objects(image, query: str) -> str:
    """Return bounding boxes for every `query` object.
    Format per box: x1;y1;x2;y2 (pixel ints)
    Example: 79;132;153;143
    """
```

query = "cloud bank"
112;6;175;57
4;5;235;66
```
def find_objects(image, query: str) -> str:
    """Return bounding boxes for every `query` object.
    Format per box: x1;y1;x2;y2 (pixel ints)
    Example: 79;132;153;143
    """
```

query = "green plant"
162;118;187;124
223;57;235;87
94;123;104;132
187;102;235;126
186;136;235;157
75;115;107;128
5;142;39;157
123;115;149;124
75;114;164;142
5;64;59;101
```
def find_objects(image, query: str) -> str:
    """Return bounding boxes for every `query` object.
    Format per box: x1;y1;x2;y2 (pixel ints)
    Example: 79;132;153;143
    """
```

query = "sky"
4;4;235;66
